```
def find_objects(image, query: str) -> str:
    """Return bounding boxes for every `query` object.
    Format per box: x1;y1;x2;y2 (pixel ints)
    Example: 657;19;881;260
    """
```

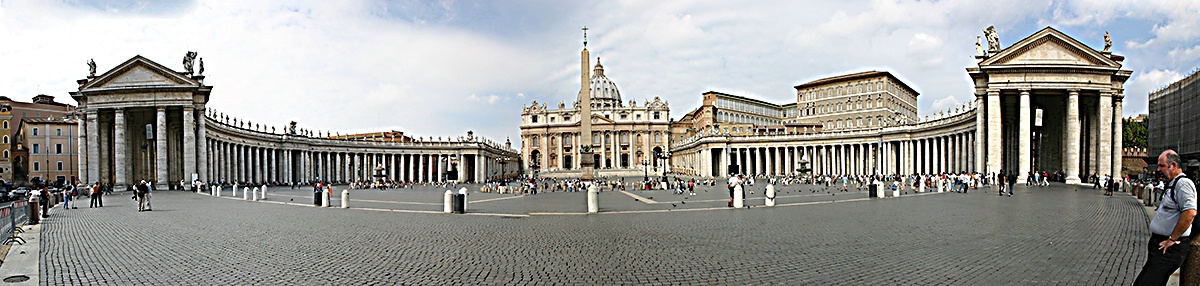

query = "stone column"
986;90;1002;175
197;109;208;182
86;111;99;184
1113;97;1124;179
78;111;89;184
114;108;127;186
1098;92;1113;177
1065;88;1084;182
183;107;196;183
155;107;169;188
1018;89;1031;183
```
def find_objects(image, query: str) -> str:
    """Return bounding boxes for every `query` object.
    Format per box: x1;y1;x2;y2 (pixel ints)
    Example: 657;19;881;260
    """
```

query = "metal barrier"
1;200;27;245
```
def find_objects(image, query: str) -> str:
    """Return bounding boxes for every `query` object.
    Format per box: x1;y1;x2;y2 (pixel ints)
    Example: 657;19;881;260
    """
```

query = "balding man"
1135;150;1196;285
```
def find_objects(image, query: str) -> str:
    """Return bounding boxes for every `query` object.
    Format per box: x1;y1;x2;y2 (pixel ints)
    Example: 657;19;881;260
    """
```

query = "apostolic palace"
524;27;1130;184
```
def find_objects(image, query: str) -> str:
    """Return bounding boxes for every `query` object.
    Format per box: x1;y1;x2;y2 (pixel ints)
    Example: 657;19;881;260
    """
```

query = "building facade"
520;46;671;177
13;117;79;186
0;95;76;183
795;71;919;130
1149;68;1200;173
671;27;1129;184
72;55;518;189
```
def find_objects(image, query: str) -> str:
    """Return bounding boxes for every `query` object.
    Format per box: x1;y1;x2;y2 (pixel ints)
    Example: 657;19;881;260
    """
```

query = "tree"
1123;118;1147;149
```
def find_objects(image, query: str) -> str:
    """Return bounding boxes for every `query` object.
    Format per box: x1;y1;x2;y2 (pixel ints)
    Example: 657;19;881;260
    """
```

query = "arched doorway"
652;147;663;168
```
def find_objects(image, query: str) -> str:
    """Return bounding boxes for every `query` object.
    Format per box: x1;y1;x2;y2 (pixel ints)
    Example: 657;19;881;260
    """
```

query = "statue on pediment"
975;36;984;57
183;51;198;74
198;58;205;75
1103;31;1112;53
87;59;96;77
288;121;297;135
984;26;1000;53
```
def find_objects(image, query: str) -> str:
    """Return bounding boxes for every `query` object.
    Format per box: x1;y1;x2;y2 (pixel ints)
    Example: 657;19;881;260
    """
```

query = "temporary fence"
0;200;27;245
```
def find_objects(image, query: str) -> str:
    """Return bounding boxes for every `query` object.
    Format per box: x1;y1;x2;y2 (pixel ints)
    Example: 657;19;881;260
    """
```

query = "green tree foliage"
1123;118;1147;149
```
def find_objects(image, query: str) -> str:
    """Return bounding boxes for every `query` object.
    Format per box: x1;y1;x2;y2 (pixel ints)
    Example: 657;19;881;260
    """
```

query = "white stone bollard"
458;187;469;212
733;184;745;208
341;189;349;209
765;184;776;207
587;183;598;213
243;187;250;200
212;186;217;196
252;187;259;201
323;187;331;207
444;190;453;213
261;185;268;200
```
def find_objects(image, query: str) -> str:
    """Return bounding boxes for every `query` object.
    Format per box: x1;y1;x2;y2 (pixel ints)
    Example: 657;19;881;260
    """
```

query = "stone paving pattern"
37;182;1148;285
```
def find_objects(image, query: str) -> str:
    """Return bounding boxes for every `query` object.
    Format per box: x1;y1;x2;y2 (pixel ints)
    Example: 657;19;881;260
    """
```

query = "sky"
1;0;1198;149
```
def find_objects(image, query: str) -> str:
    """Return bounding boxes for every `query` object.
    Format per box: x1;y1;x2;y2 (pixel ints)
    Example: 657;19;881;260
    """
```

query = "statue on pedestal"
182;51;198;74
87;59;96;77
984;26;1000;53
1103;31;1112;53
975;36;984;57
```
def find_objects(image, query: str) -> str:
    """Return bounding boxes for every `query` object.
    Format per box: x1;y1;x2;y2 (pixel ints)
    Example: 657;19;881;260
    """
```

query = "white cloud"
0;0;1196;149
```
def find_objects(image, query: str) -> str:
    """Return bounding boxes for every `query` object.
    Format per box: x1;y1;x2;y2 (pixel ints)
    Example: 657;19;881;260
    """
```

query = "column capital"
1066;88;1081;93
1018;89;1031;94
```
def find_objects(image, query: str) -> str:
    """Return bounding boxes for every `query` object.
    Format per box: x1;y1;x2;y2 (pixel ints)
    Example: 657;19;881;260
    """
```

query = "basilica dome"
588;59;622;107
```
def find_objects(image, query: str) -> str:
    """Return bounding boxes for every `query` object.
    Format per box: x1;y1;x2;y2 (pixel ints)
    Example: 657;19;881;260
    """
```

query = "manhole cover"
4;275;29;283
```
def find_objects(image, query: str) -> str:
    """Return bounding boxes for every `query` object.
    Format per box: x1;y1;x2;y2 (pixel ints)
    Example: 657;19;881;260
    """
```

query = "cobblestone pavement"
37;182;1148;285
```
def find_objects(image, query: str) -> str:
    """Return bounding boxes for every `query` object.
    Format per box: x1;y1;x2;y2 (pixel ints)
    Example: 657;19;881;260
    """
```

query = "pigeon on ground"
647;197;653;199
672;204;677;207
681;201;686;204
635;199;639;202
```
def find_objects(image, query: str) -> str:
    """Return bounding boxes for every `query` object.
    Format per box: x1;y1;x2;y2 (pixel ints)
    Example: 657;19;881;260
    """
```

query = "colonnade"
204;140;504;184
670;125;978;178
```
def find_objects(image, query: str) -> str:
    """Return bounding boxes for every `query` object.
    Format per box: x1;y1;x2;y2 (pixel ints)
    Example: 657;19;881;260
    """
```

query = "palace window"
56;144;62;154
620;114;627;120
564;135;572;145
32;144;39;154
2;150;7;159
593;134;600;144
653;112;661;120
32;128;38;136
57;161;63;171
2;120;7;129
33;162;38;171
564;115;571;121
621;134;628;144
532;136;539;147
2;135;6;144
56;129;62;136
655;133;662;143
604;135;611;144
532;115;538;123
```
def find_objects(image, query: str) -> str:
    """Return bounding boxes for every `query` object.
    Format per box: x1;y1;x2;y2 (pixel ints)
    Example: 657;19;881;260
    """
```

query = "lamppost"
525;160;535;182
642;159;649;182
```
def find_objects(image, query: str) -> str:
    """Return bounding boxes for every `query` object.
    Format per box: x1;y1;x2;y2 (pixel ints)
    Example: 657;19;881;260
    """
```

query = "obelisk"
578;26;595;182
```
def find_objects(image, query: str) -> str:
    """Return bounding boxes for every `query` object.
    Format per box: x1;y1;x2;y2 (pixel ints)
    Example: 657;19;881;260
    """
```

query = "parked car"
10;187;29;200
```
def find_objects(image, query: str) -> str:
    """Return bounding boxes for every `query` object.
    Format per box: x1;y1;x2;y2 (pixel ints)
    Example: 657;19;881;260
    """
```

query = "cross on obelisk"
578;26;594;181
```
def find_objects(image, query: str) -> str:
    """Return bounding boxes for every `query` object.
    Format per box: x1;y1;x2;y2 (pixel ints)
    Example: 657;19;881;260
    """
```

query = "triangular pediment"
83;55;198;90
980;27;1120;68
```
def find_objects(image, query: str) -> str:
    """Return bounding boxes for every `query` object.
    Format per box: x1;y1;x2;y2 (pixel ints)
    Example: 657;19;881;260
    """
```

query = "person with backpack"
1134;150;1196;285
135;180;150;212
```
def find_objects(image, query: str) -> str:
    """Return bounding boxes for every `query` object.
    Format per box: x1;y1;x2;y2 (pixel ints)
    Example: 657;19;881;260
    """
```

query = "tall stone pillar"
78;112;89;184
114;108;127;186
197;109;207;182
1065;90;1081;184
1113;97;1124;178
1018;89;1031;183
86;111;99;184
1098;93;1114;177
182;107;196;184
986;90;1002;175
155;107;169;188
